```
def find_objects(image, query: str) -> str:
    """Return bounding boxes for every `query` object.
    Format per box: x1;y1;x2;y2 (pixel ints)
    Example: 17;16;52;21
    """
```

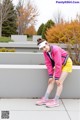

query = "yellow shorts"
62;57;72;72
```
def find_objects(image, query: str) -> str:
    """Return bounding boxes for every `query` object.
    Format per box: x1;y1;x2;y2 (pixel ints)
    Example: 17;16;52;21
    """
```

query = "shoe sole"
36;103;46;106
46;104;60;108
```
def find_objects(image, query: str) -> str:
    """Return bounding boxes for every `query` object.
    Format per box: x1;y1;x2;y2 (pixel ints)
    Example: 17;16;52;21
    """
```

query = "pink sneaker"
36;97;49;106
46;99;59;108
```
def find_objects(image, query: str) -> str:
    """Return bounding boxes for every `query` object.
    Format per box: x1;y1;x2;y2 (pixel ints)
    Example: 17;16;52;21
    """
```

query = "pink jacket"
43;45;69;80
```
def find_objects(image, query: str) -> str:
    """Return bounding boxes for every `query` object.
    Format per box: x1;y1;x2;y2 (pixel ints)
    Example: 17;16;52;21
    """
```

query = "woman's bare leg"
55;72;68;100
44;77;55;99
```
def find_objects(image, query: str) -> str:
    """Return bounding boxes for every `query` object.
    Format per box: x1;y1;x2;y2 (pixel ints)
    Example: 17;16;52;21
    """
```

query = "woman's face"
41;44;50;52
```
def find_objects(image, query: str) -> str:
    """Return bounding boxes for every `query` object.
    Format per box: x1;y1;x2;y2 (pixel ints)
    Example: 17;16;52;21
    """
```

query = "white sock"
54;95;59;101
44;93;49;99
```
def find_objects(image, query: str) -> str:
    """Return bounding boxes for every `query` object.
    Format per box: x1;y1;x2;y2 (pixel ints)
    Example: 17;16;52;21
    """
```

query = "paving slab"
8;111;70;120
0;99;64;111
67;111;80;120
62;99;79;111
0;99;79;120
62;99;80;120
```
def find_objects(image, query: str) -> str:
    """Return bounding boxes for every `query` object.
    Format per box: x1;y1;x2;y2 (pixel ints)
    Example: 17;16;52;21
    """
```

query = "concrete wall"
0;42;38;52
0;52;44;65
0;42;69;52
0;43;79;99
11;35;27;42
0;65;79;99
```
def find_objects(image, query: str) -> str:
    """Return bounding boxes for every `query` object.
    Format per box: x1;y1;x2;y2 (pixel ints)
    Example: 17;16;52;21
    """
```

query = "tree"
24;25;36;36
45;20;80;65
45;20;80;43
42;19;55;39
16;0;38;34
53;10;64;24
37;23;44;35
0;0;16;36
2;0;17;37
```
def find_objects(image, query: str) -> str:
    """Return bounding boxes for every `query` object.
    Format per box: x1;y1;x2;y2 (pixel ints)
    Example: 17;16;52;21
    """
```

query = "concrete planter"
0;42;76;52
0;46;79;98
0;52;44;65
0;64;79;98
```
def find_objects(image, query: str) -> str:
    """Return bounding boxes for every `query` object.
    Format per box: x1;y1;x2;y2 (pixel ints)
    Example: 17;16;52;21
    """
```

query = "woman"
36;38;72;108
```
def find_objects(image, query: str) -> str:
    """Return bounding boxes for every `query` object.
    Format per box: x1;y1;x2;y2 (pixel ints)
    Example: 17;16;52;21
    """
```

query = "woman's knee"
57;83;63;88
48;78;55;85
55;80;64;87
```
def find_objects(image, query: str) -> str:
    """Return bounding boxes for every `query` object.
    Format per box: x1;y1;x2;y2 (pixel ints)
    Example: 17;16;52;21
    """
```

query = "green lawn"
0;36;13;42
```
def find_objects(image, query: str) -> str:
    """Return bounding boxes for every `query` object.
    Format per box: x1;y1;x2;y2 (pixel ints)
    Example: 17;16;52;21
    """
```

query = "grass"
0;36;13;42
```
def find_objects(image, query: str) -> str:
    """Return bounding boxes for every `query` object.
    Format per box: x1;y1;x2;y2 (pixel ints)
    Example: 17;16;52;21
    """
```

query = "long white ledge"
0;65;79;99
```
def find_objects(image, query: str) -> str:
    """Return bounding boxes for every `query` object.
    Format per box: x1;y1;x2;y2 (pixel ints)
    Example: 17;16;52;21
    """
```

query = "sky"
13;0;80;30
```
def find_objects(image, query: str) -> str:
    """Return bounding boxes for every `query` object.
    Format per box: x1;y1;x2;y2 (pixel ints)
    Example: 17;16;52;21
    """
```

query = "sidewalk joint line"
61;99;71;120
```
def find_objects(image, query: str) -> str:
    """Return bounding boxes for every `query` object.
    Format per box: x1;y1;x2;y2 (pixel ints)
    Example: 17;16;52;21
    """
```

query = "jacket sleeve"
53;48;62;80
43;52;54;78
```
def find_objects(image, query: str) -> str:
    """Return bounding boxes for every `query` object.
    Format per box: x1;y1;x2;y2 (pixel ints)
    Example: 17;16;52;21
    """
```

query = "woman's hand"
55;80;62;86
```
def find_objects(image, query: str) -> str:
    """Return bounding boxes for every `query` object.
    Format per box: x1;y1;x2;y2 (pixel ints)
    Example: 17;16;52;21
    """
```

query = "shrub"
0;48;15;52
45;20;80;65
45;20;80;44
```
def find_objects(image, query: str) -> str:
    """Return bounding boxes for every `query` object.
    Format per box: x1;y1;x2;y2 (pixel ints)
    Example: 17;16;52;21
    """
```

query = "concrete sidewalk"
0;99;80;120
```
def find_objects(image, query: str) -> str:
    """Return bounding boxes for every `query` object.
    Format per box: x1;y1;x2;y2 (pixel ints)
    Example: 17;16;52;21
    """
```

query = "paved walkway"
0;99;80;120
